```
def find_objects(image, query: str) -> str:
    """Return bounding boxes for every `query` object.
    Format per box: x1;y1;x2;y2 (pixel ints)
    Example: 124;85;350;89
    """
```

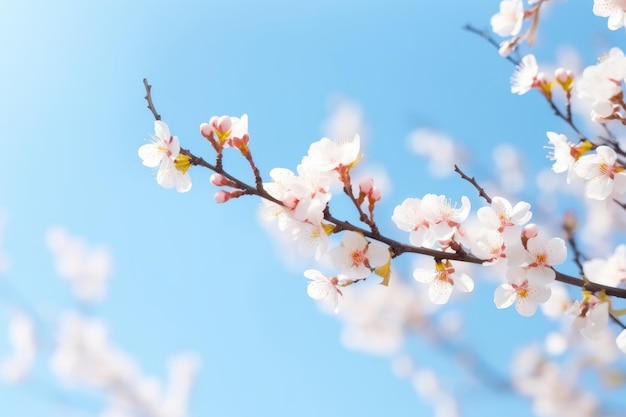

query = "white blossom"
413;261;474;305
593;0;626;30
575;146;626;200
491;0;524;37
494;267;551;316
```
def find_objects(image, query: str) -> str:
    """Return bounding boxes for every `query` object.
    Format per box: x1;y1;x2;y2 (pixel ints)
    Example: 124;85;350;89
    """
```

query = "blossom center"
351;249;368;267
512;280;529;298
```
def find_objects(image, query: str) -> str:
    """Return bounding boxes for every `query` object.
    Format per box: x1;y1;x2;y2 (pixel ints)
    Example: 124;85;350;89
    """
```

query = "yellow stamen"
174;153;192;174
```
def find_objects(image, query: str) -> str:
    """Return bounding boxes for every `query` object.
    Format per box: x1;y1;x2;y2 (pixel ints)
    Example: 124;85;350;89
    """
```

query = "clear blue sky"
1;1;625;416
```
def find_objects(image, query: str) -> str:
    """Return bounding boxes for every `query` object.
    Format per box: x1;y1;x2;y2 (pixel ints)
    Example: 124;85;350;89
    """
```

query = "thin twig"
463;24;519;66
463;25;589;142
454;165;492;204
143;78;161;121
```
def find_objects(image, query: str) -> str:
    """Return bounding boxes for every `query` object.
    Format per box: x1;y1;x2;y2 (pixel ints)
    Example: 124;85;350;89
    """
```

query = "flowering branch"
142;80;626;302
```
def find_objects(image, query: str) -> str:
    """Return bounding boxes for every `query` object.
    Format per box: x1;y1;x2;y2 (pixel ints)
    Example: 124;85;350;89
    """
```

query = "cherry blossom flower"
328;231;390;279
477;196;531;243
301;134;361;174
593;0;626;30
545;132;592;183
421;194;471;244
494;267;551;316
491;0;524;37
574;145;626;200
413;260;474;305
568;293;610;340
138;121;191;192
511;54;539;95
288;221;333;260
508;234;567;282
583;244;626;287
304;269;344;313
470;229;506;264
138;120;180;168
392;197;431;246
577;48;626;122
158;153;192;193
261;167;331;230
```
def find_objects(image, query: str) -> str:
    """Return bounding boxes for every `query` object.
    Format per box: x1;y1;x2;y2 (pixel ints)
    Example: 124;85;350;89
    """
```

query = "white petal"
138;144;162;167
455;273;474;293
515;297;538;317
494;285;516;309
154;120;171;141
428;279;452;305
616;329;626;353
307;280;333;300
175;172;192;193
413;268;435;284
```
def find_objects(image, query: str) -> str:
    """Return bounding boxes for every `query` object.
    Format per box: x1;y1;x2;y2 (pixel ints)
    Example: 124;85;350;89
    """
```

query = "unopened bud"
210;115;232;133
200;122;212;138
523;223;539;239
533;72;554;100
210;173;236;187
562;210;577;238
498;39;516;57
369;187;381;202
554;68;574;92
214;190;232;203
359;177;375;194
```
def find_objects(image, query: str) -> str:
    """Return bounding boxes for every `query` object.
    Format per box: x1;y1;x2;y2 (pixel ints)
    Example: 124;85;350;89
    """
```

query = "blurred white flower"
46;227;113;302
0;312;36;383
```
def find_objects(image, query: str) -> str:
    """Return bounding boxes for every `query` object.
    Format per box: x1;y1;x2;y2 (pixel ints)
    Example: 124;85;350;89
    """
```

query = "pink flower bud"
283;195;299;210
210;115;232;133
370;187;381;201
214;190;232;203
210;173;228;186
359;177;375;194
522;223;539;239
554;68;572;83
554;68;574;92
498;40;516;57
200;122;212;138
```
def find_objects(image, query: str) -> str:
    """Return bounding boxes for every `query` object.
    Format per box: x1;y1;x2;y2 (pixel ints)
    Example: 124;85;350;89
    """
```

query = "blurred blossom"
50;313;199;417
540;282;570;319
544;332;568;356
407;129;467;178
46;227;113;302
412;369;459;417
337;275;433;355
322;96;368;144
0;312;36;383
512;345;598;417
390;354;414;379
493;144;525;194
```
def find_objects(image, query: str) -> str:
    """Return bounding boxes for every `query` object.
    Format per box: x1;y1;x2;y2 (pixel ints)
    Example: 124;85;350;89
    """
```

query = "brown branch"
142;79;626;303
143;78;161;121
463;24;519;66
454;165;492;204
182;147;626;300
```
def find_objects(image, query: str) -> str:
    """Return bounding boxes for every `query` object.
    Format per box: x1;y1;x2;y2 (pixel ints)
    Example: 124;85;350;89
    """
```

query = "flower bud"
214;190;232;203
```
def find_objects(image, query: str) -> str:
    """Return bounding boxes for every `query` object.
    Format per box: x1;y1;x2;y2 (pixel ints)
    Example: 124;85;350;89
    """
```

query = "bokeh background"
1;1;625;416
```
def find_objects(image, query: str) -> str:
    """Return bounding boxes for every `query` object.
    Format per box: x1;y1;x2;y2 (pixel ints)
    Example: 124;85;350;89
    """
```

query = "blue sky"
1;1;625;416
